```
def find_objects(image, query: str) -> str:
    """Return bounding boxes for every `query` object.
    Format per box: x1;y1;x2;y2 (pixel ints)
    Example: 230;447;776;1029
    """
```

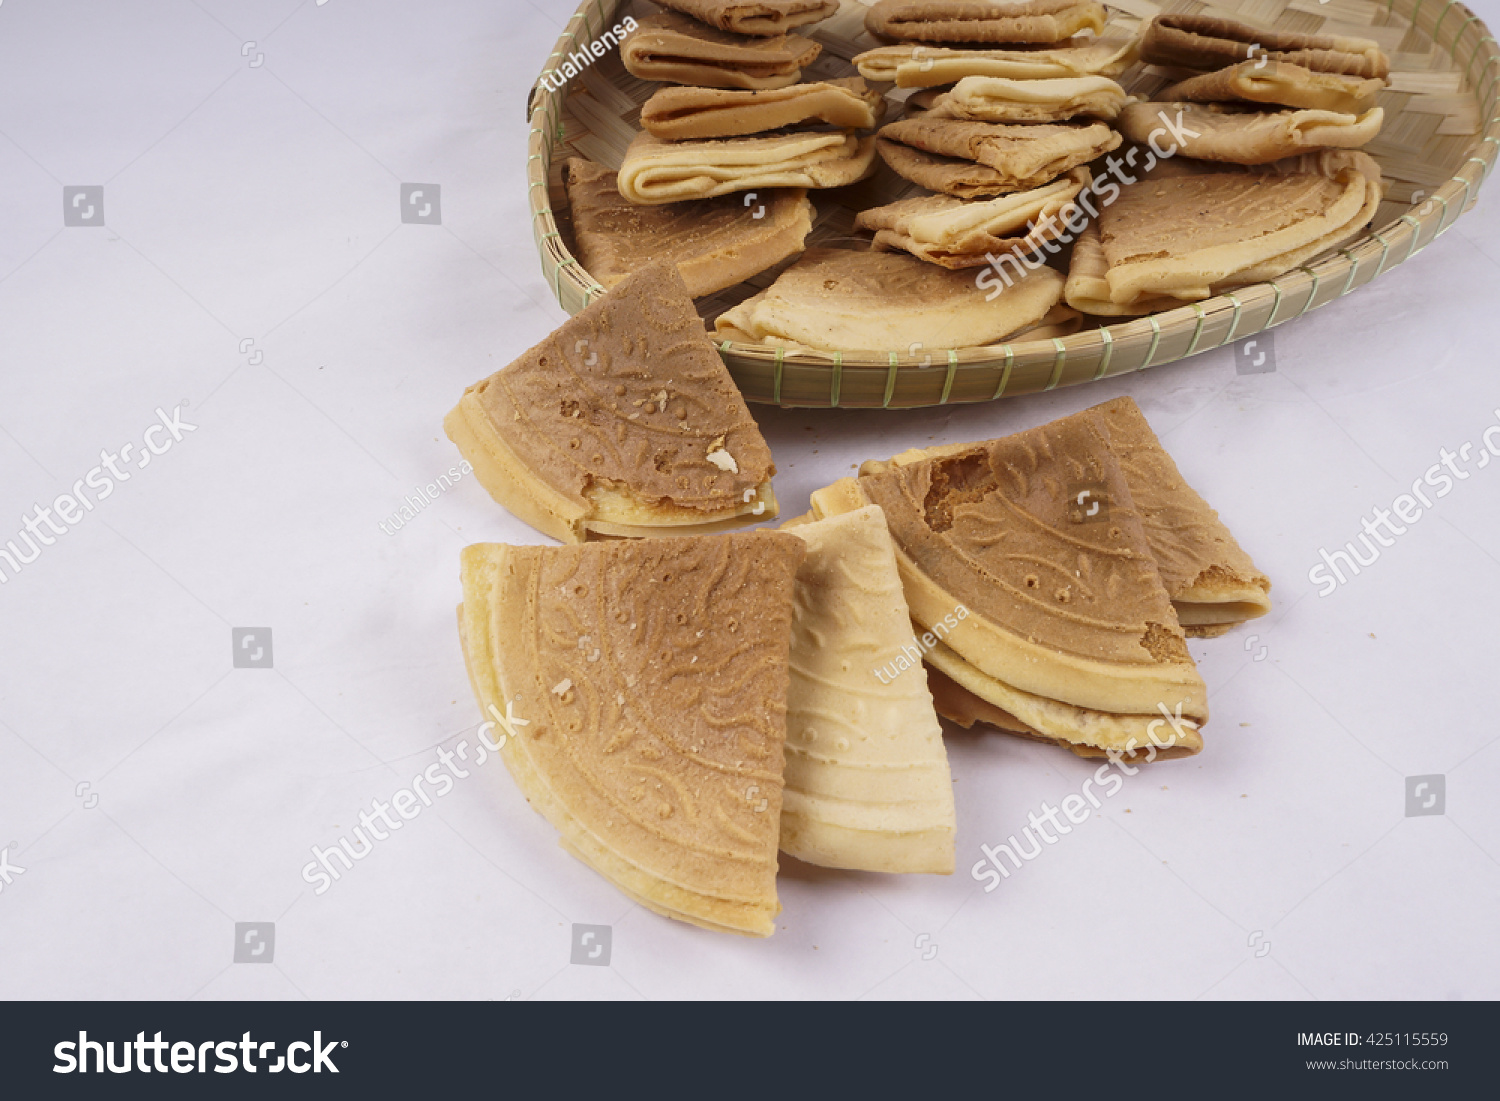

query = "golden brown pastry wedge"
865;0;1107;44
877;117;1119;197
458;532;805;936
639;78;884;140
854;32;1138;87
621;11;821;90
714;247;1063;351
1140;13;1389;79
1116;101;1384;166
563;158;812;296
781;507;956;874
444;263;776;543
855;167;1089;268
807;404;1210;758
1157;60;1384;116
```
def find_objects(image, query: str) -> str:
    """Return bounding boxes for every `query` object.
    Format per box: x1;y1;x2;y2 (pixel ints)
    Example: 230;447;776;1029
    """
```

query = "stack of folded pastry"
616;0;877;209
450;262;1270;935
850;0;1134;279
1066;13;1390;315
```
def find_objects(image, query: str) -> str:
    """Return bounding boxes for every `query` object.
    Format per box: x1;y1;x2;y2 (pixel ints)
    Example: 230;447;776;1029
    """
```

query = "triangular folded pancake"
1093;397;1271;635
618;129;877;204
877;117;1119;197
807;404;1209;759
640;78;884;140
714;247;1064;351
458;532;806;936
865;0;1107;44
621;11;821;90
1157;60;1384;116
878;398;1272;634
780;506;956;874
1064;223;1211;316
1116;101;1384;165
1141;13;1389;79
656;0;838;36
855;167;1089;269
854;32;1138;87
927;75;1131;123
562;158;812;297
1091;150;1382;306
444;263;777;543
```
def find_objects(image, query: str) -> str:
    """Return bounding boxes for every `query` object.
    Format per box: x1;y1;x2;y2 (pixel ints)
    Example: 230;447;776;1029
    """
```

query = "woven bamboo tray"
528;0;1499;408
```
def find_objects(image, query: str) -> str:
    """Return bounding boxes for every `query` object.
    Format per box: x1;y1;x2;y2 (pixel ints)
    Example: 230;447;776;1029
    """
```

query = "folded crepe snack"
809;405;1208;760
444;263;777;542
877;117;1119;197
1064;223;1208;316
621;11;821;90
1140;13;1389;79
639;78;884;140
618;129;877;204
855;167;1089;269
865;0;1107;45
1093;397;1271;636
1157;60;1384;116
563;159;812;297
458;532;805;936
1078;150;1382;307
714;247;1064;351
655;0;838;35
780;506;957;874
854;32;1138;87
1116;101;1384;165
926;75;1131;123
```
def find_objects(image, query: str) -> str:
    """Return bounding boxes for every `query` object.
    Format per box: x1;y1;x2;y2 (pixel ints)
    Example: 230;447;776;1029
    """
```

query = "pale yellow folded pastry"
1157;60;1385;116
877;117;1119;197
656;0;838;35
444;263;777;542
1064;224;1210;316
865;0;1107;45
927;75;1131;122
639;78;884;141
1080;150;1383;307
458;531;805;936
715;247;1063;351
618;129;877;205
1117;101;1384;165
563;159;811;297
1141;12;1389;80
621;11;821;90
781;506;956;874
855;167;1088;269
854;32;1138;87
808;404;1209;759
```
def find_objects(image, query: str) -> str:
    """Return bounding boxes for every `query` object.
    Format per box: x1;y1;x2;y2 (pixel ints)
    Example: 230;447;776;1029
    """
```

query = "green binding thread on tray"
1093;328;1113;379
1468;36;1493;78
1338;249;1359;296
829;352;843;408
1429;192;1453;235
991;346;1015;398
1400;214;1423;261
554;257;578;302
1452;171;1474;212
1296;267;1321;318
882;352;899;408
772;347;784;405
939;350;958;404
1183;304;1207;357
1370;230;1393;276
1142;316;1162;368
1043;340;1066;390
1266;281;1285;327
1432;0;1457;44
1221;293;1245;346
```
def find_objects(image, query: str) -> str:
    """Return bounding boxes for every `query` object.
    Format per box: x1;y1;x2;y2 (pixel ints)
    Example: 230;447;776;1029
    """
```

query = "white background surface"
2;0;1498;1001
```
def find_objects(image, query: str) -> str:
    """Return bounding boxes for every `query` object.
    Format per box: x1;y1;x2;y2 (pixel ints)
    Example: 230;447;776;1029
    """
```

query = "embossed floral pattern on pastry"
865;0;1107;45
853;32;1138;87
621;11;821;90
655;0;838;36
458;531;806;936
1140;12;1389;79
444;262;777;542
